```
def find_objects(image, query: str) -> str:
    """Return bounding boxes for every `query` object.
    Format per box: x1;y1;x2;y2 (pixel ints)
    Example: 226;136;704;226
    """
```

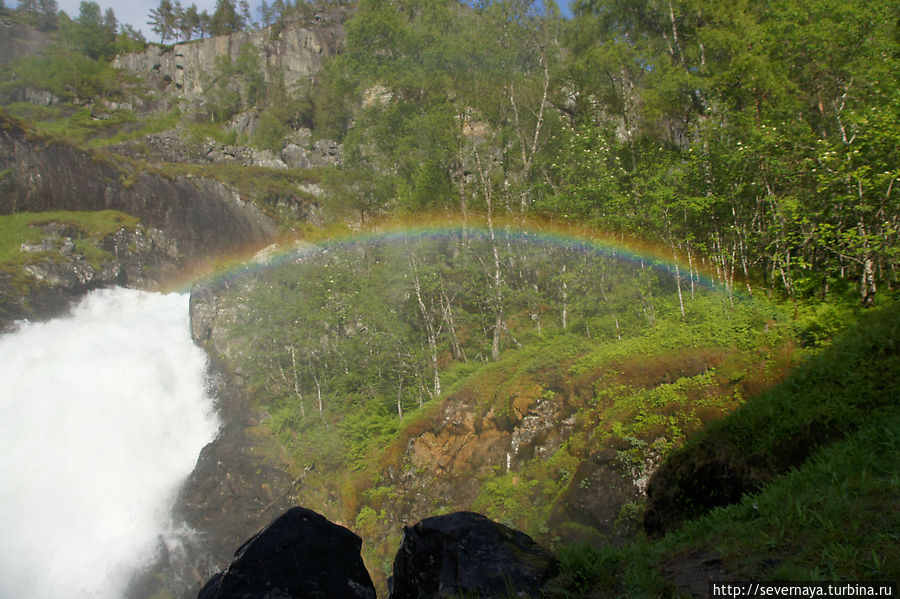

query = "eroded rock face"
0;222;187;330
0;117;276;258
0;20;52;65
109;127;341;170
389;511;556;599
0;114;277;328
197;507;376;599
113;13;345;103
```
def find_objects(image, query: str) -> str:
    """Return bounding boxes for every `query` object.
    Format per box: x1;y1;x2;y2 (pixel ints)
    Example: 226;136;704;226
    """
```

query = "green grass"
0;210;139;266
644;300;900;532
679;413;900;580
87;108;182;148
548;302;900;596
3;103;179;148
183;122;240;146
3;102;140;148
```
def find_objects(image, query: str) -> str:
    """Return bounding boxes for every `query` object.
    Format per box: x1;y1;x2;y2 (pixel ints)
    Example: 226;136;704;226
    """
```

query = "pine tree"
148;0;176;43
181;3;200;40
211;0;243;36
239;0;253;28
35;0;58;29
258;0;274;26
198;9;211;37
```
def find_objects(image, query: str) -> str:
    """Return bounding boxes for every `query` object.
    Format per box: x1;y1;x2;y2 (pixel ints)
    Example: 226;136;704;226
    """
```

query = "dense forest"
316;0;899;307
1;0;899;595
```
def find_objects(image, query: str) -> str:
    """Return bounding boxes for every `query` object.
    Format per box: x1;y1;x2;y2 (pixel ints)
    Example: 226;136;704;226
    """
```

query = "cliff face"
0;117;276;260
0;115;278;327
0;19;52;66
112;12;345;101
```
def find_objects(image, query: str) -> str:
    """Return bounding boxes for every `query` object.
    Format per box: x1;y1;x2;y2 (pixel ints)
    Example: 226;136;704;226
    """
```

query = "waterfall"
0;288;219;599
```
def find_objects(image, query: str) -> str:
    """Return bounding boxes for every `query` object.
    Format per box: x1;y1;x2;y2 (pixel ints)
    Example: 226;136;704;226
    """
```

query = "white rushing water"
0;288;220;599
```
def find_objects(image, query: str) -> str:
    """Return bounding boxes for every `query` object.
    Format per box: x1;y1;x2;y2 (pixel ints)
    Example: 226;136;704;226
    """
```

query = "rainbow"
167;215;735;297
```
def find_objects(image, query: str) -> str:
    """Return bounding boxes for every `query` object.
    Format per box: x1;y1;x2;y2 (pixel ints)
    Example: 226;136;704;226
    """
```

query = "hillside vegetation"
1;0;898;595
2;0;897;310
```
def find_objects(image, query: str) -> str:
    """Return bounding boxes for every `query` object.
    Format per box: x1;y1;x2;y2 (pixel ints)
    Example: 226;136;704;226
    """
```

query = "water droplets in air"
0;288;219;599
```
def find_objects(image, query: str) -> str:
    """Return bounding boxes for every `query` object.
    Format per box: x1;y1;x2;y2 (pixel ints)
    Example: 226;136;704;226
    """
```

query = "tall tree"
148;0;176;43
62;1;117;59
180;3;200;40
211;0;244;36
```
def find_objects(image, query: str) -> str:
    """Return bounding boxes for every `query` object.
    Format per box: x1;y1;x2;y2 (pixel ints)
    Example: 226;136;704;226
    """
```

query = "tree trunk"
411;257;441;396
475;146;505;362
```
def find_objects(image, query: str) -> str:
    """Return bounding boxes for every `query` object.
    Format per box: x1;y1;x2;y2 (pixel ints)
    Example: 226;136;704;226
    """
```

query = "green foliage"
210;0;245;36
315;0;898;301
58;1;119;61
542;305;900;596
14;0;59;30
0;50;125;103
215;233;688;472
0;210;139;277
183;122;238;146
209;228;801;593
0;102;177;151
201;43;266;122
553;543;619;595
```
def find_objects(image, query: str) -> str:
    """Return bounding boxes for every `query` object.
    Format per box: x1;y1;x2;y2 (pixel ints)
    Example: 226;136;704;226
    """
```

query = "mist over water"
0;288;219;599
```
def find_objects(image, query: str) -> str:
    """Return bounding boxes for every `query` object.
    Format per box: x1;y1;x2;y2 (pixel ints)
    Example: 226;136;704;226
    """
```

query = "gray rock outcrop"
109;126;341;170
0;116;276;261
0;19;52;65
113;13;345;103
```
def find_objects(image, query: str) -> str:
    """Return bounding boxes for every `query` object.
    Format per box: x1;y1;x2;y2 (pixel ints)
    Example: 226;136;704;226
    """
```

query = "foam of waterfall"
0;288;219;599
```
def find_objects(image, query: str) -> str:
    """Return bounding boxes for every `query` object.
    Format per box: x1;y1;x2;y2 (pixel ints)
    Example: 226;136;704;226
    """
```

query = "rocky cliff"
0;114;278;327
0;117;276;256
112;11;346;102
0;19;52;66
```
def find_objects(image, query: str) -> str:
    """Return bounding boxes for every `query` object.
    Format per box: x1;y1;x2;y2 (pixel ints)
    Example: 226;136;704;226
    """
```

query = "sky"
11;0;574;43
63;0;220;40
11;0;221;41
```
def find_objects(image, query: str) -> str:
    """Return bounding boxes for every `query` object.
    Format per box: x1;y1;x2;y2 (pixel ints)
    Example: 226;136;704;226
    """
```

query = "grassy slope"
549;300;900;596
344;291;801;585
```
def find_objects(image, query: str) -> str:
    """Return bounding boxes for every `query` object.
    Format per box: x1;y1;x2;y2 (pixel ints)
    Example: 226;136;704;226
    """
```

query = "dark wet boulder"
389;511;556;598
198;507;376;599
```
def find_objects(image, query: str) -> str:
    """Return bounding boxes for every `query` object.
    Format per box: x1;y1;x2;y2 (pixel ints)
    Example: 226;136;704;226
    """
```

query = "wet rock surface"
389;511;556;599
197;507;376;599
126;357;300;599
0;225;182;331
553;448;643;540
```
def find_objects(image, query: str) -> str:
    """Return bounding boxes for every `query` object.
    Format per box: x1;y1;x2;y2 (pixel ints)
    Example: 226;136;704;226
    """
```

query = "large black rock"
198;507;376;599
389;511;556;598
